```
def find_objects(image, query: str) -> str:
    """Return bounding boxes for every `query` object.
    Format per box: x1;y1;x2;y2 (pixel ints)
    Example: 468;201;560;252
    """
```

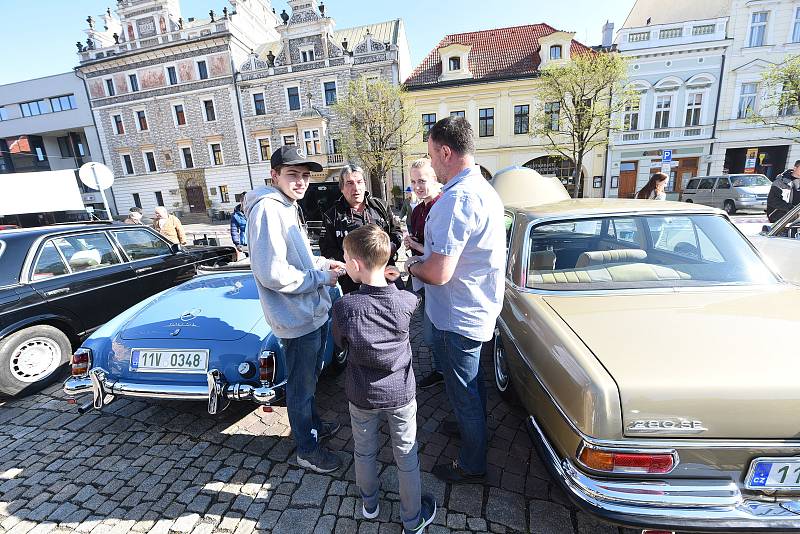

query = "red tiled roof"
404;23;593;88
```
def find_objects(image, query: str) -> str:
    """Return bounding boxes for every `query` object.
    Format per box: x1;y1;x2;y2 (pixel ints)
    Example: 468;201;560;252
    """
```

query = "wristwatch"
406;257;421;275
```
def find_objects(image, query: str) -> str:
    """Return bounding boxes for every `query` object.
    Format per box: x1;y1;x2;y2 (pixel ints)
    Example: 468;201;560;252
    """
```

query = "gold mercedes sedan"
491;167;800;532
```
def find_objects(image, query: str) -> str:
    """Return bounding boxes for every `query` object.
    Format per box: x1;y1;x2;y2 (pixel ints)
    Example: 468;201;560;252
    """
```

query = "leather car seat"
575;248;648;268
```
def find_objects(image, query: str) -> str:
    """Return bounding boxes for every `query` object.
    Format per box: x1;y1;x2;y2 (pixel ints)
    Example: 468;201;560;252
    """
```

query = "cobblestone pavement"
0;305;638;534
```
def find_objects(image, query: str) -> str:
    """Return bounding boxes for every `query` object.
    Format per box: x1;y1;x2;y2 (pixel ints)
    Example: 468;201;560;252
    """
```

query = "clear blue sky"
0;0;634;86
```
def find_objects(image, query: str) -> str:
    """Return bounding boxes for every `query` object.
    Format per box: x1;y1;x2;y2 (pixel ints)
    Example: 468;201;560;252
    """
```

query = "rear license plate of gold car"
746;457;800;490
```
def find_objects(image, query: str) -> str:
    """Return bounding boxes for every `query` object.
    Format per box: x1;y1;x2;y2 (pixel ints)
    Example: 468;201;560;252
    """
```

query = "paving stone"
256;510;281;531
447;513;467;529
272;508;322;534
313;515;337;534
333;517;357;534
267;493;290;511
357;522;379;534
292;473;331;506
529;500;571;534
448;483;483;517
577;512;617;534
485;488;525;532
338;496;356;517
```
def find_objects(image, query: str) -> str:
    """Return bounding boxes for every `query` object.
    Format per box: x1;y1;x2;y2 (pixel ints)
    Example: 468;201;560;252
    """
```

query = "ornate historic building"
76;0;409;220
403;24;605;198
607;0;730;199
236;0;410;185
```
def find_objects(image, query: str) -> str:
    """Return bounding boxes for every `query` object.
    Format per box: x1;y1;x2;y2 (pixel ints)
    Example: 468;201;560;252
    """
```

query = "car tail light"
259;351;276;384
578;444;676;475
71;348;92;377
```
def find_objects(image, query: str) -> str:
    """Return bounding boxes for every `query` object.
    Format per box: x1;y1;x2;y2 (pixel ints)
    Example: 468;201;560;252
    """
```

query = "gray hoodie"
245;186;334;339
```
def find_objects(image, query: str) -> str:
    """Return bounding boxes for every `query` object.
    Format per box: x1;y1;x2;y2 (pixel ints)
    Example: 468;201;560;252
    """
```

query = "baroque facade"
710;0;800;178
76;0;410;219
607;0;730;199
403;24;605;198
236;0;410;186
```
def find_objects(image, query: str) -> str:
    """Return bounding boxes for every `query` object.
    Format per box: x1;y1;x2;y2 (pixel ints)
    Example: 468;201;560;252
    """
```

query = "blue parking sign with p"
663;149;672;162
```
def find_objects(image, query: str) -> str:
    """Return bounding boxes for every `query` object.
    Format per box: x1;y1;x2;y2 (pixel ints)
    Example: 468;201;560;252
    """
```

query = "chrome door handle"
135;267;153;273
45;288;70;297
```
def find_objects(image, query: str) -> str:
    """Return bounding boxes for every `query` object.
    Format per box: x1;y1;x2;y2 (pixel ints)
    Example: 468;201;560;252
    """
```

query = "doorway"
618;161;638;198
185;186;206;213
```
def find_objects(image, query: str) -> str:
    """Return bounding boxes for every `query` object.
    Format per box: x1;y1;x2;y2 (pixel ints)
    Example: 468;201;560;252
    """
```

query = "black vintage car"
0;223;236;396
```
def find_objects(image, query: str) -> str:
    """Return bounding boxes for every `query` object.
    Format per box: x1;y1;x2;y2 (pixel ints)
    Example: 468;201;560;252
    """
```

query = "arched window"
550;45;563;60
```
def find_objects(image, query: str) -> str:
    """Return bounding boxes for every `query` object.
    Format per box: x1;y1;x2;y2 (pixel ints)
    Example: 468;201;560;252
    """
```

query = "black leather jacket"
320;193;403;293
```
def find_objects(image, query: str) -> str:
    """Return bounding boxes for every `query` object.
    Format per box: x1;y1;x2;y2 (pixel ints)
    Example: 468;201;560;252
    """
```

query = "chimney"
602;20;614;48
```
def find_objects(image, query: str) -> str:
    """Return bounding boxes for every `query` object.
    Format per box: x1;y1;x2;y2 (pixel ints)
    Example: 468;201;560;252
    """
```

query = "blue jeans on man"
280;323;328;455
426;319;487;475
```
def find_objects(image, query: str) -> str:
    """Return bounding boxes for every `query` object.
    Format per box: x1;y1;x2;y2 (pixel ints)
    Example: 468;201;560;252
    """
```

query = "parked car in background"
0;223;236;396
63;262;345;414
749;202;800;285
680;174;770;214
492;167;800;532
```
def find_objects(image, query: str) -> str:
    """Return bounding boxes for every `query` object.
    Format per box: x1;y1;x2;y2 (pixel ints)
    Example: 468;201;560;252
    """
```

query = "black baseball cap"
270;146;323;172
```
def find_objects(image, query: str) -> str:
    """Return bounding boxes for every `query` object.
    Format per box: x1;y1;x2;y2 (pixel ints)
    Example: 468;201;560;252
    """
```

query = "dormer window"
549;45;562;60
448;57;461;71
300;45;315;63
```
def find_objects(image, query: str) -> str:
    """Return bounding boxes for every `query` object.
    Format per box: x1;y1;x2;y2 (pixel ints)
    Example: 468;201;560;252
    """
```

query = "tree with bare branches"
529;52;632;198
332;76;421;200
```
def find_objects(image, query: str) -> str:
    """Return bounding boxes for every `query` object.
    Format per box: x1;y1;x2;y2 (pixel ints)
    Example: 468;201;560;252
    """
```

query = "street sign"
79;162;114;191
662;149;672;163
78;162;114;221
661;163;672;175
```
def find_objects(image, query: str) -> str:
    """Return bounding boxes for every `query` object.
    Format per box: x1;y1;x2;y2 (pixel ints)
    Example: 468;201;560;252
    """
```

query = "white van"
679;174;770;214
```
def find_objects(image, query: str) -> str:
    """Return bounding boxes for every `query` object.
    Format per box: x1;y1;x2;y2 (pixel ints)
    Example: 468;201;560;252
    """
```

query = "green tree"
529;52;632;198
332;77;421;200
754;54;800;140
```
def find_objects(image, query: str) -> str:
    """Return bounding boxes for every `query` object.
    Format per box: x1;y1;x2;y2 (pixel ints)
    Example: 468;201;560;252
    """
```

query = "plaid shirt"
332;284;418;410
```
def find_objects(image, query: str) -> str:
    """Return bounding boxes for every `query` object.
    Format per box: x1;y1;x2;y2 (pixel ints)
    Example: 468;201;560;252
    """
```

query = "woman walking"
636;172;668;200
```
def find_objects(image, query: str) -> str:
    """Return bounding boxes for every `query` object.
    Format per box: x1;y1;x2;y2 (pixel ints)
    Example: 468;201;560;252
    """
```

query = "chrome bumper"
529;416;800;531
64;368;286;415
736;199;767;210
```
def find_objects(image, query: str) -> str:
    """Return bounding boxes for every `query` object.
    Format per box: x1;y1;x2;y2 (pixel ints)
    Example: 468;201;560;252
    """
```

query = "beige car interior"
529;246;692;285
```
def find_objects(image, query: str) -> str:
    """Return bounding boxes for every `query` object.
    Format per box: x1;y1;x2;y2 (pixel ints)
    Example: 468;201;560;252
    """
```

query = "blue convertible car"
63;264;344;414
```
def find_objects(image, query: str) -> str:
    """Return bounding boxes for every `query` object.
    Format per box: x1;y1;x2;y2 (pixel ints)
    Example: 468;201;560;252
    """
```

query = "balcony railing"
612;125;712;145
327;154;344;165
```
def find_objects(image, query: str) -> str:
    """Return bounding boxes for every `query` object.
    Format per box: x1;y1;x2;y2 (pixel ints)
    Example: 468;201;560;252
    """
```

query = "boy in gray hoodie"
246;146;346;473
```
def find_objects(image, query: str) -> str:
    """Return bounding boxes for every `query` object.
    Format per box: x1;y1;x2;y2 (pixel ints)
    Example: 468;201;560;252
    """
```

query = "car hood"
737;186;770;195
544;287;800;439
120;272;265;341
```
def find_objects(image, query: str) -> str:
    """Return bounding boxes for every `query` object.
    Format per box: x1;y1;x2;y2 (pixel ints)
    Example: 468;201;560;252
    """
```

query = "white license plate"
747;457;800;490
130;349;209;373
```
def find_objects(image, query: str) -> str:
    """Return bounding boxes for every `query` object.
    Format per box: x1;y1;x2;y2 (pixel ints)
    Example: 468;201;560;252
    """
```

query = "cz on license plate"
131;349;209;373
747;457;800;489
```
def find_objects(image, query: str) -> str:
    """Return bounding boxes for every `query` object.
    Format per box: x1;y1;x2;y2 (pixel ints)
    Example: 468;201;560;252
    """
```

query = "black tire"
685;199;693;203
724;200;737;215
0;325;71;397
492;327;517;404
323;345;347;377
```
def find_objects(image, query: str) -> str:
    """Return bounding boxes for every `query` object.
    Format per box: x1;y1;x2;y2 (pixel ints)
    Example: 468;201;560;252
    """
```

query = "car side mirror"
170;243;182;254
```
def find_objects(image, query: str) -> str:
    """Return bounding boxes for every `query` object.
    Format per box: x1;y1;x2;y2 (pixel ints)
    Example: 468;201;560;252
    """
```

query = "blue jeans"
279;323;328;456
422;309;442;374
427;320;487;474
349;400;421;531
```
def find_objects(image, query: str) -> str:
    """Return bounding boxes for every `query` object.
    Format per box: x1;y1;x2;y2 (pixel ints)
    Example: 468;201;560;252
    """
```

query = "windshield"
526;214;777;290
731;175;770;187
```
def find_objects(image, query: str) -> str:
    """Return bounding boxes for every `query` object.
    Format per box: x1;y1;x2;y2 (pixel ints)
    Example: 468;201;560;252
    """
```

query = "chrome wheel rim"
493;328;509;392
9;337;62;383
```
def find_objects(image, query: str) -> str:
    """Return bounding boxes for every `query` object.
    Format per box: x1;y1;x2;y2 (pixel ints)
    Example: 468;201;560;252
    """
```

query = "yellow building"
403;24;608;198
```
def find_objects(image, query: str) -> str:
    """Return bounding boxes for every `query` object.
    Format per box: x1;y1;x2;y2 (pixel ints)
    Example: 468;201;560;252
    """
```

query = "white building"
710;0;800;178
0;72;109;216
76;0;281;222
607;0;730;199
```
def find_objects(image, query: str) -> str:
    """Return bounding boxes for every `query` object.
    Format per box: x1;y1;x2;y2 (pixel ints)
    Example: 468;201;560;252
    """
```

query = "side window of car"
685;179;700;190
503;212;514;248
717;177;731;189
114;229;172;260
52;233;120;273
32;242;69;280
610;218;639;245
698;178;715;190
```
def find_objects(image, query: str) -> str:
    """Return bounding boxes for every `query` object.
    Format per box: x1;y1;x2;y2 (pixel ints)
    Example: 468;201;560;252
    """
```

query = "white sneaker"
362;501;380;519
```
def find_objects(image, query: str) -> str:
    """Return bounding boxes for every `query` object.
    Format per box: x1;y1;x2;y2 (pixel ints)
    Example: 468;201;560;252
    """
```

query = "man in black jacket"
321;164;403;294
767;160;800;223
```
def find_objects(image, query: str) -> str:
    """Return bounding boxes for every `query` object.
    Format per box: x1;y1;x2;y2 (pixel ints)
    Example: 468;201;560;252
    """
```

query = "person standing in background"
636;173;668;200
230;203;248;256
152;207;186;244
